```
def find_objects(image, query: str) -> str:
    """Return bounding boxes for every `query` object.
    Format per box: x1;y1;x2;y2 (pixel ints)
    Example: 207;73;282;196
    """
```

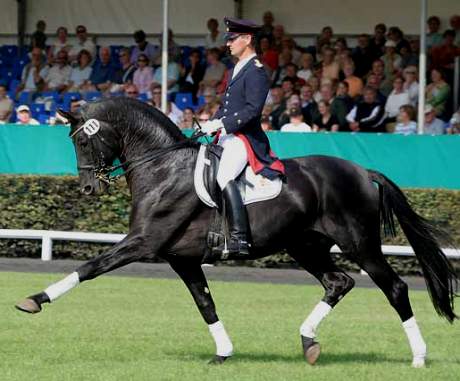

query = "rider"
201;17;285;258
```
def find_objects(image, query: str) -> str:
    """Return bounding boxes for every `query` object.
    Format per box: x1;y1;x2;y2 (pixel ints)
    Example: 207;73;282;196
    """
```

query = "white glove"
200;119;224;136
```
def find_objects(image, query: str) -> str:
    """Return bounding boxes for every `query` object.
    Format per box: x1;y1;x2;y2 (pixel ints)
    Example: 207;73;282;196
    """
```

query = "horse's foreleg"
15;234;147;313
169;258;233;364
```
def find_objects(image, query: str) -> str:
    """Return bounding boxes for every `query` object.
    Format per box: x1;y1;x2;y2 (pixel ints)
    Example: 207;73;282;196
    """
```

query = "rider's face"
227;34;251;58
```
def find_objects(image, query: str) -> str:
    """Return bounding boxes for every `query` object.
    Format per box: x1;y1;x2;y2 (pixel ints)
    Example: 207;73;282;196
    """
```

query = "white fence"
0;229;459;262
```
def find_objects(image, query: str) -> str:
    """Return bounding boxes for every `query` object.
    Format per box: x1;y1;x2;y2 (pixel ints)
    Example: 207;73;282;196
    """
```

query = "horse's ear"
57;109;79;125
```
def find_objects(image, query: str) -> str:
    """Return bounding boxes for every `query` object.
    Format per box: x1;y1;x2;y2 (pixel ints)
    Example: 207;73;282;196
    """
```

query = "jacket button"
226;93;229;97
225;101;228;105
224;109;227;112
234;112;238;116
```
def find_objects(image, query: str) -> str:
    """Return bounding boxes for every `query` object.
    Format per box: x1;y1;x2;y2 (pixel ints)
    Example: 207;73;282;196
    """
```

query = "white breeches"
216;134;248;190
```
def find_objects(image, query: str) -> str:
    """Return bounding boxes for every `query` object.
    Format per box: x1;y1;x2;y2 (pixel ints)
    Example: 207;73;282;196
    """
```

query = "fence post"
41;234;52;261
454;56;460;112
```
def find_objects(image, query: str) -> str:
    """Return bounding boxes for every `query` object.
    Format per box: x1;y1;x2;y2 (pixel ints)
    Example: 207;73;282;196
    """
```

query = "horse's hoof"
301;335;321;365
208;355;229;365
15;298;42;314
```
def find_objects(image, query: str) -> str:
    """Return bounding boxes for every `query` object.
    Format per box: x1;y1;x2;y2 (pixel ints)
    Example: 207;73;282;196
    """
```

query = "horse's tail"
368;169;458;323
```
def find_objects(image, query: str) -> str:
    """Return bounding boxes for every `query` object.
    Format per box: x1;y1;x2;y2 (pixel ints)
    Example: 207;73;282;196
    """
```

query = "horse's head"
58;104;121;196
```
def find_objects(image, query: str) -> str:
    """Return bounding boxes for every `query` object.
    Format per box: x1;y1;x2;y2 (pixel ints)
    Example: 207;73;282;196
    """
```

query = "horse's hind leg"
288;234;355;365
169;257;233;365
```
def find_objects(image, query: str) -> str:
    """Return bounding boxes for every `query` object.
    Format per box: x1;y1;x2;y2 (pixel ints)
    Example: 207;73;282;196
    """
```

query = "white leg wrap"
208;321;233;357
300;301;332;338
402;317;427;367
44;272;80;302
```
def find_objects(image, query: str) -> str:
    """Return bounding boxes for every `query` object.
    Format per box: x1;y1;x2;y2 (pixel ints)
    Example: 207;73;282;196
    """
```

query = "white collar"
232;53;257;79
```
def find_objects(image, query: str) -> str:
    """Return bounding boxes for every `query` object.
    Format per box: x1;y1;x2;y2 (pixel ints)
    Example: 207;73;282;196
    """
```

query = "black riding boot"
212;180;250;259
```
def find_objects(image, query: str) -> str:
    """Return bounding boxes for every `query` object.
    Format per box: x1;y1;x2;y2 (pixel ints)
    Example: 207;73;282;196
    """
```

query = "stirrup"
212;239;250;259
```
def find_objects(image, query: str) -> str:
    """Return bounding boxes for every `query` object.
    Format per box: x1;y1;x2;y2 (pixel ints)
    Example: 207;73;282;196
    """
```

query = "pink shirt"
133;66;153;94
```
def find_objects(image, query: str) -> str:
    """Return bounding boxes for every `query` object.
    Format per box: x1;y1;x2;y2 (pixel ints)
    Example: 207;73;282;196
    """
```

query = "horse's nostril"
81;185;94;195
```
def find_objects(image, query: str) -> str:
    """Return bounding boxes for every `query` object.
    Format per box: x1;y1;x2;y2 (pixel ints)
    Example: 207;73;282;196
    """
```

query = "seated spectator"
259;11;275;39
130;30;158;64
426;16;443;51
259;36;279;73
297;53;314;82
370;23;387;57
342;61;363;99
312;100;339;132
200;48;226;91
31;20;47;50
368;59;392;96
280;35;302;66
352;34;376;78
321;47;340;82
50;26;72;58
316;26;334;52
179;48;206;99
273;48;293;85
0;84;13;123
152;55;180;94
111;48;136;93
450;15;460;46
178;107;195;129
67;49;93;92
280;107;312;132
272;24;285;52
282;63;304;90
205;18;225;51
17;47;49;94
278;93;301;127
260;114;273;132
430;30;460;73
320;83;348;130
132;53;154;95
281;77;295;99
365;74;387;104
300;84;318;126
426;68;450;118
400;39;419;69
346;87;386;132
447;108;460;134
267;86;286;130
334;38;348;57
336;81;354;112
44;49;71;92
85;46;117;93
387;26;410;55
394;105;417;135
150;85;183;123
381;40;402;79
424;104;445;135
307;76;321;103
402;65;419;106
69;25;96;63
385;77;410;124
124;84;139;98
15;105;39;125
197;107;212;124
197;86;221;115
151;29;181;66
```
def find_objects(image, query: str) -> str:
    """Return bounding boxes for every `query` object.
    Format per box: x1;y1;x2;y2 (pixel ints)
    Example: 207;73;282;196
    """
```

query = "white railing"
0;229;459;262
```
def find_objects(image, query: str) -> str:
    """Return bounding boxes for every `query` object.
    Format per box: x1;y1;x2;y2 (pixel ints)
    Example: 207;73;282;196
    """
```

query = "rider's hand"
201;119;224;136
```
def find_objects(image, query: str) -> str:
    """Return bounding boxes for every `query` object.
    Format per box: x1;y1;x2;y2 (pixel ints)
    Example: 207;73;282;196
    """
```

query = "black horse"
16;98;457;367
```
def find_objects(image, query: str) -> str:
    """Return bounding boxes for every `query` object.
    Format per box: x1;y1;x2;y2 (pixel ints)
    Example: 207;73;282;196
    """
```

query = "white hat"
424;104;434;114
17;104;30;113
385;40;397;48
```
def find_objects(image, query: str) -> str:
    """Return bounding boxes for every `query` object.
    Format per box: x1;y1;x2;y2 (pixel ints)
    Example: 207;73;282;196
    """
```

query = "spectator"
307;76;322;103
198;86;221;115
124;83;139;98
394;104;417;135
0;85;13;123
151;29;181;66
343;61;363;99
297;53;314;82
84;46;117;93
259;36;279;73
280;35;302;66
68;49;93;91
312;100;339;132
281;106;312;132
352;34;376;77
15;105;39;125
320;83;348;130
273;48;293;85
200;48;226;91
31;20;47;50
449;15;460;46
112;48;136;92
381;40;402;80
385;76;410;123
447;108;460;134
17;47;48;94
387;26;410;55
400;39;419;68
44;49;71;92
426;16;443;51
346;87;386;132
423;104;445;135
402;65;419;106
268;86;286;130
300;84;318;126
130;30;158;64
259;10;275;39
283;63;304;89
132;53;154;95
366;73;387;104
426;68;450;118
260;114;273;132
179;48;205;99
281;78;295;99
321;47;340;82
370;23;387;56
272;25;285;52
178;107;195;129
50;27;72;58
335;81;354;112
430;30;460;72
152;54;180;94
369;59;392;96
334;38;348;58
69;25;96;63
317;26;334;51
150;85;183;123
196;107;213;129
279;93;302;126
205;18;225;50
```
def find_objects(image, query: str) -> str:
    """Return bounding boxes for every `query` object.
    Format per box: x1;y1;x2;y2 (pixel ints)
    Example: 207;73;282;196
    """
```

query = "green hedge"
1;176;459;275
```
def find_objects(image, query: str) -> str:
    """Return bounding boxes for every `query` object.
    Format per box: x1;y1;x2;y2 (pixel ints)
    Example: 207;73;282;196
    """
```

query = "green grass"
1;272;459;381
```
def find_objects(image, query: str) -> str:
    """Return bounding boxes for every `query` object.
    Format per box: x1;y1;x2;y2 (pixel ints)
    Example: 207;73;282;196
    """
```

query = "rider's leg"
214;135;250;257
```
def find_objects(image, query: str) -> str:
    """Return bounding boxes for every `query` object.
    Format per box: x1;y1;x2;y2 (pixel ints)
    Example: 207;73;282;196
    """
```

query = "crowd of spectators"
1;13;460;134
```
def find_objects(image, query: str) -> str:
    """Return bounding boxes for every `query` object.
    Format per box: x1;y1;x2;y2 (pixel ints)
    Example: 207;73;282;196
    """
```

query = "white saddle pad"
194;145;282;208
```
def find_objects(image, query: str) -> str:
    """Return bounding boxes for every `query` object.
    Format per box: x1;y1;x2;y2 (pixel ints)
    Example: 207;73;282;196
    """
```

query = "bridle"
70;117;206;185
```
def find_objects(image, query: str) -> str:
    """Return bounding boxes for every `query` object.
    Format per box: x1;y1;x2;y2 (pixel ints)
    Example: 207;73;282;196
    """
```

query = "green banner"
1;125;459;189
